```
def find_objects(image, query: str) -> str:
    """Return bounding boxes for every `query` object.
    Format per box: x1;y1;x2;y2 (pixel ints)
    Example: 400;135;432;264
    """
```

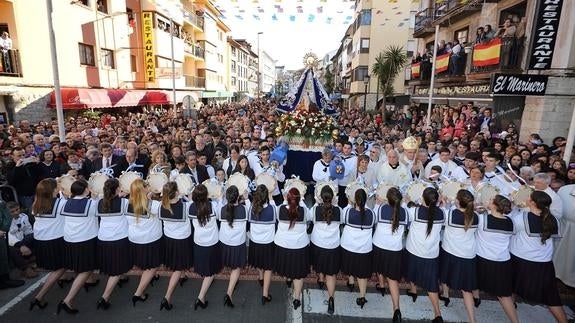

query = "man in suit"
116;148;149;178
478;108;499;140
180;151;210;184
80;143;122;178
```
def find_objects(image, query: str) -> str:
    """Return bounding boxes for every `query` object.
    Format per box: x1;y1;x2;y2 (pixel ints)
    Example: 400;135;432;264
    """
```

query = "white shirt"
509;209;560;262
372;204;408;252
61;197;99;243
218;202;249;246
248;203;277;244
0;36;12;53
312;159;331;182
441;208;478;259
157;200;191;240
33;198;66;241
377;162;410;187
189;200;221;247
424;158;458;179
541;187;563;219
126;200;163;244
222;157;237;178
96;197;129;241
274;203;311;249
254;161;285;196
310;204;342;249
405;206;445;259
451;166;472;182
340;205;376;253
475;212;514;261
8;213;33;246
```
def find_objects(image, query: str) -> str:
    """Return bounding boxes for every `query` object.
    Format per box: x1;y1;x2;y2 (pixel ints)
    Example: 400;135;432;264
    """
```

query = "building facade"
258;50;276;96
408;0;575;143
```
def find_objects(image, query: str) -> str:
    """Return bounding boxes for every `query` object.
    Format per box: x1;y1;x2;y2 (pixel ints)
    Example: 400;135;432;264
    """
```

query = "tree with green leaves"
371;45;408;116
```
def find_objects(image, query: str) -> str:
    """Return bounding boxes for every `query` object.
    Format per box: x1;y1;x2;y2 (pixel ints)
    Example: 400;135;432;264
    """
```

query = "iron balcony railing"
185;75;205;88
0;49;22;77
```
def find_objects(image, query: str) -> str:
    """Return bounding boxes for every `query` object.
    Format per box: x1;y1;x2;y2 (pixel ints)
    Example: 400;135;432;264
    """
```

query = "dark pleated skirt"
341;248;372;279
221;243;247;269
97;238;132;276
193;243;222;277
248;241;274;270
476;255;513;297
439;248;477;292
511;254;562;306
405;250;439;293
63;237;98;273
372;246;403;281
164;236;193;271
35;237;65;271
311;243;340;276
274;245;310;279
130;238;163;270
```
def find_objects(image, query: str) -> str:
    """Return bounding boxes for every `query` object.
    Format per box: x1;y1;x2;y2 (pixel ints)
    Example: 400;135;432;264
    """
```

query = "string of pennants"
213;0;420;25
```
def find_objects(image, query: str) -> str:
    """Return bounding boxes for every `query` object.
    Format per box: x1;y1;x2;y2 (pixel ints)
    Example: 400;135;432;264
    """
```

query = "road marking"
0;273;47;316
303;288;558;323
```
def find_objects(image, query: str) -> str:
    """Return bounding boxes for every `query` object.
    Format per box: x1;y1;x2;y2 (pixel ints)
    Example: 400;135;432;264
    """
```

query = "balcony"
183;8;204;31
413;8;435;38
433;0;483;27
183;40;205;60
0;49;22;77
468;37;524;80
185;75;205;88
409;37;524;83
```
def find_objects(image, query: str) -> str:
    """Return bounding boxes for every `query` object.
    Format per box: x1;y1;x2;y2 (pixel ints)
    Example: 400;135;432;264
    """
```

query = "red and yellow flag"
435;53;450;73
411;62;421;78
472;38;501;67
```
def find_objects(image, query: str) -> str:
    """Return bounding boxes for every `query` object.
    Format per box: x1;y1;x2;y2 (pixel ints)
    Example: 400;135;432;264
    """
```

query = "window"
232;47;236;56
409;11;417;29
97;0;108;14
454;27;469;45
79;0;89;6
101;48;114;69
360;38;370;54
360;9;372;25
352;66;369;82
130;55;137;72
231;76;236;86
78;43;95;66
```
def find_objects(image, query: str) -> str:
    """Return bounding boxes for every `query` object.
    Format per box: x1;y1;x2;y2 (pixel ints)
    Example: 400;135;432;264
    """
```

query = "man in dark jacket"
180;151;210;184
7;147;39;212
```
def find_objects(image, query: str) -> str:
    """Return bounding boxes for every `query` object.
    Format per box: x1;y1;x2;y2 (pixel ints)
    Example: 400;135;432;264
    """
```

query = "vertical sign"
528;0;563;70
142;12;155;82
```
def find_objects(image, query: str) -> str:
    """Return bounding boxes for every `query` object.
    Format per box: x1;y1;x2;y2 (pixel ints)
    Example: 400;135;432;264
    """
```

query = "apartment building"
409;0;575;143
228;38;255;101
0;0;231;123
258;50;276;96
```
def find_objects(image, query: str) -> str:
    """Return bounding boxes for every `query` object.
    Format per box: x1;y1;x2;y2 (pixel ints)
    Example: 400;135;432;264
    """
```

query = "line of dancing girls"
27;174;568;323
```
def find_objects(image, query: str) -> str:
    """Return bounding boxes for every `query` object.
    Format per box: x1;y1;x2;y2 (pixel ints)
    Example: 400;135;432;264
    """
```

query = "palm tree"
371;45;408;119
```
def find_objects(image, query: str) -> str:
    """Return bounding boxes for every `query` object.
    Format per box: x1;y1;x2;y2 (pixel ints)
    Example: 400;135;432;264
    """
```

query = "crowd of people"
0;99;573;323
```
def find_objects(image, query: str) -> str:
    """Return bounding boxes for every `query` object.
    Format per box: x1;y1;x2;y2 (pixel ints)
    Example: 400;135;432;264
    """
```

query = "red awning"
48;88;163;109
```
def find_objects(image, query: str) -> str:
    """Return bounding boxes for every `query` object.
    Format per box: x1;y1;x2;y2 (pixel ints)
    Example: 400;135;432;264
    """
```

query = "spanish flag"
473;38;501;67
435;53;450;73
411;62;421;78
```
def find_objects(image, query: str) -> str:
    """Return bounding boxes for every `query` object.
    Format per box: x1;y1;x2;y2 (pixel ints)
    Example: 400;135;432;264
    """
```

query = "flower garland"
274;110;339;146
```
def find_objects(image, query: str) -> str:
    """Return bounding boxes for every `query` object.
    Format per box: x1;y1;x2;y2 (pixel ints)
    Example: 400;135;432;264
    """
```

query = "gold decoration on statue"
303;52;319;70
331;129;340;139
275;126;284;137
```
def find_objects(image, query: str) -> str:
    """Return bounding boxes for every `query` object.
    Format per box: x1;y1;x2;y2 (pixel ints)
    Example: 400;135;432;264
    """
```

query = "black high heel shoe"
474;297;481;308
261;295;272;305
160;297;173;311
406;291;418;302
327;297;334;315
392;309;402;322
224;294;234;308
194;298;208;310
131;293;148;307
432;316;444;323
83;279;100;292
439;295;450;307
258;279;263;287
150;274;160;286
317;278;325;290
179;277;188;287
375;283;386;297
117;277;129;288
29;298;48;311
57;301;78;315
346;282;355;292
96;298;110;310
293;299;301;310
356;297;367;309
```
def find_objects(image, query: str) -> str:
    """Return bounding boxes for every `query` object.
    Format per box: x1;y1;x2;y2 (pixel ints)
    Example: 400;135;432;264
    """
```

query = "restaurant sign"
491;74;548;96
528;0;563;70
142;12;155;82
415;84;490;96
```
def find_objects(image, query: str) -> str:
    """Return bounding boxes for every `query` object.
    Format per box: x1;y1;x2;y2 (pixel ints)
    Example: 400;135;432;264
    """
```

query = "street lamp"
363;74;370;111
257;32;263;99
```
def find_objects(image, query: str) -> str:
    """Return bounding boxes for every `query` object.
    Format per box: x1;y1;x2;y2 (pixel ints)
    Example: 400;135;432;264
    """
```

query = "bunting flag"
472;38;502;67
435;53;450;73
317;6;323;13
411;62;421;78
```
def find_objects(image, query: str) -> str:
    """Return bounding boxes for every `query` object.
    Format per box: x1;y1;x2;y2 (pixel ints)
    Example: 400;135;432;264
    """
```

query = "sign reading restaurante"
142;12;156;82
528;0;563;70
